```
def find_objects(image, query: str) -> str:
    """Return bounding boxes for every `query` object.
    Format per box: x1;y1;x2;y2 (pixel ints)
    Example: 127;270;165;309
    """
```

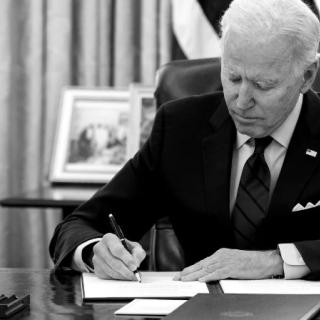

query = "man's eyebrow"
225;69;239;76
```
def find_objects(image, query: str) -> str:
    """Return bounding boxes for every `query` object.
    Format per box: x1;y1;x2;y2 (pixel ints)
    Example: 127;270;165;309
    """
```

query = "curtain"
0;0;172;268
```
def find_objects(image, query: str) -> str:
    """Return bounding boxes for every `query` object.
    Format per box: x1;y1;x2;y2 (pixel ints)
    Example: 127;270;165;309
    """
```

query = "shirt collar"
235;94;303;149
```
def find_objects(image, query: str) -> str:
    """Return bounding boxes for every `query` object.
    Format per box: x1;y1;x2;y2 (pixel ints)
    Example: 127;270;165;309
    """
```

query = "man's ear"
300;59;319;94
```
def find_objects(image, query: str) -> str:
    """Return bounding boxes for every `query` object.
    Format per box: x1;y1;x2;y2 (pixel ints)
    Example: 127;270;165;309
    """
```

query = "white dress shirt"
74;94;310;278
230;94;310;278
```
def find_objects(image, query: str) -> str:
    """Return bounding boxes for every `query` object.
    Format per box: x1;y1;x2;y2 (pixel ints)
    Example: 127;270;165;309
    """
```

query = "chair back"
155;57;222;109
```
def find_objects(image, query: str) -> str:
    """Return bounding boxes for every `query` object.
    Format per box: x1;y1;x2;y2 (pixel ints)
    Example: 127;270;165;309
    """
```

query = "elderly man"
50;0;320;281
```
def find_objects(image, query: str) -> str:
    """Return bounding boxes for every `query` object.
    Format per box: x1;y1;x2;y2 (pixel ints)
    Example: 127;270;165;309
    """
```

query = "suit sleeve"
49;106;168;270
289;206;320;279
295;240;320;279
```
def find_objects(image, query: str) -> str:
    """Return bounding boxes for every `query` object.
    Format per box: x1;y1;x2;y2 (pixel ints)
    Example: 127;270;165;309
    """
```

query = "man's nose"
236;83;254;110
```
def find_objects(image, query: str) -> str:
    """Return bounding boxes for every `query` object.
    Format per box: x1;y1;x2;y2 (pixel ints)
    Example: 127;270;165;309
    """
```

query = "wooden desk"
0;268;219;320
0;185;98;217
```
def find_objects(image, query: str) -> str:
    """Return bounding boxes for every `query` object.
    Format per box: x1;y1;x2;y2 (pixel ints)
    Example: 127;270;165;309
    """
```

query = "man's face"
221;32;304;138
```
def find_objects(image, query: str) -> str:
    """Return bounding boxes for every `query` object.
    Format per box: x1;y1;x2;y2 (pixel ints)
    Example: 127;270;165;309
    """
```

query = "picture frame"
50;87;131;184
129;84;156;156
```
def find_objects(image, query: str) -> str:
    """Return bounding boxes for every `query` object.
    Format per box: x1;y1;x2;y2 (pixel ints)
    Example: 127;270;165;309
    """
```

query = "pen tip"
136;272;142;283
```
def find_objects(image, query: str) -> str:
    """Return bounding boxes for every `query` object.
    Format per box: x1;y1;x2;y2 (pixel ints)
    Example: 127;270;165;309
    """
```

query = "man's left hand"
176;248;283;282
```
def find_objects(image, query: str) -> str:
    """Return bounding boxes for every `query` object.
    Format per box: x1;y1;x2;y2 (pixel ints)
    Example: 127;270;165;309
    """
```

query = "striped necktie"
232;137;273;249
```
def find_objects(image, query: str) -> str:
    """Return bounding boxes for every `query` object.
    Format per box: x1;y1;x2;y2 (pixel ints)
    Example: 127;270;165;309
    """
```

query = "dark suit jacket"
50;90;320;278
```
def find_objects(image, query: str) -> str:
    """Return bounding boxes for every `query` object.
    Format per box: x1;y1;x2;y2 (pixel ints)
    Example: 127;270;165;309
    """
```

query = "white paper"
114;299;187;315
220;279;320;294
81;271;208;300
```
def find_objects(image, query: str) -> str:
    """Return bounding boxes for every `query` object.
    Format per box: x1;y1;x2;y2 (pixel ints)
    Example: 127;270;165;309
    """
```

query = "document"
220;279;320;294
81;271;208;301
114;299;187;316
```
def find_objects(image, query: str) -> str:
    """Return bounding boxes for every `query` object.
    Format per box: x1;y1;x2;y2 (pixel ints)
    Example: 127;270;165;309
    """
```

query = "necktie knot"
254;136;272;155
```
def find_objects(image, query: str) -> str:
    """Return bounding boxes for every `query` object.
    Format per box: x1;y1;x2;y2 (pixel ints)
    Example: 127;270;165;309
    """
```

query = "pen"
108;213;141;282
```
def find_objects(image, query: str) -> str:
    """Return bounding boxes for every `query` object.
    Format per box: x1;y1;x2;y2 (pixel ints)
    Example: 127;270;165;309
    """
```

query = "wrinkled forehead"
222;30;295;58
221;31;295;75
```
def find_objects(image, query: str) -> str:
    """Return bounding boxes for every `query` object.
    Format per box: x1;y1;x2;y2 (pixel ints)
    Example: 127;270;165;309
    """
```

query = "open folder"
81;271;208;301
164;294;320;320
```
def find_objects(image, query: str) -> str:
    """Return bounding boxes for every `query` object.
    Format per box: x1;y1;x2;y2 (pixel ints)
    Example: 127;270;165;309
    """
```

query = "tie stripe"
238;183;268;213
246;161;270;190
234;228;255;247
234;204;259;228
232;137;272;249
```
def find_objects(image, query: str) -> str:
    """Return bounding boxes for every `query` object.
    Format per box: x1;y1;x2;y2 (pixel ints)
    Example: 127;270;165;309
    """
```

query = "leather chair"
155;57;222;109
146;57;320;271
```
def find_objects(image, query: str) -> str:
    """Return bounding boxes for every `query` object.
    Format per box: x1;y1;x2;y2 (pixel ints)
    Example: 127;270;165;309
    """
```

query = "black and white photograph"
50;88;130;183
1;0;320;318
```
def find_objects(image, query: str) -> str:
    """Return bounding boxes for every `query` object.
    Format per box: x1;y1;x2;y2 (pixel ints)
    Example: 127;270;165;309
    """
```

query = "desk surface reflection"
0;268;149;320
0;268;220;320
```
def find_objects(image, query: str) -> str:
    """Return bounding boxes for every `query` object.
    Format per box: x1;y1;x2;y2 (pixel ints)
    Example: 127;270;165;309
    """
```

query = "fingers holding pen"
93;252;135;280
93;233;138;280
125;239;146;266
107;214;146;282
92;214;147;280
106;234;139;271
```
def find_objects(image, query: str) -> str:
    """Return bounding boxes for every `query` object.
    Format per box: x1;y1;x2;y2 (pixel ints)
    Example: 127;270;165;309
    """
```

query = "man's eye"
230;78;241;83
254;82;272;90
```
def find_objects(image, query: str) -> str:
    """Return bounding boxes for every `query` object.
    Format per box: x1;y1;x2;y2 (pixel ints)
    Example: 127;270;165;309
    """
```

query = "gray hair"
220;0;320;74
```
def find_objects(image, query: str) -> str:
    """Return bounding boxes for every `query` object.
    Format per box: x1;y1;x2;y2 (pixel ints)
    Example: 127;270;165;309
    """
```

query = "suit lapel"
202;99;235;233
200;91;320;234
269;91;320;217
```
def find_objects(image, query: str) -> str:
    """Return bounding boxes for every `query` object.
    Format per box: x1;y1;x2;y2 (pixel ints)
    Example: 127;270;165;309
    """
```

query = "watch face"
82;243;96;269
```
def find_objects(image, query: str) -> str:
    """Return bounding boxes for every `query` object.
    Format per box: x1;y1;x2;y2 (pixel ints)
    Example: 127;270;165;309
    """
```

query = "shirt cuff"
278;243;311;279
71;238;101;272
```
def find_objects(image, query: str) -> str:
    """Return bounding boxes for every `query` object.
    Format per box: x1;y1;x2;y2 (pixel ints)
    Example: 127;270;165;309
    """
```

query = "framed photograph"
129;84;156;156
50;87;131;183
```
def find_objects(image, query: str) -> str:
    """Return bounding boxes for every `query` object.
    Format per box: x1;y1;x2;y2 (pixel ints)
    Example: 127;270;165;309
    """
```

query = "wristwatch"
81;242;98;270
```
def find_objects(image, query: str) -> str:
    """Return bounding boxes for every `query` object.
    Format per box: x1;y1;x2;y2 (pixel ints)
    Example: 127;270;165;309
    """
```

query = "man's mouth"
233;112;259;122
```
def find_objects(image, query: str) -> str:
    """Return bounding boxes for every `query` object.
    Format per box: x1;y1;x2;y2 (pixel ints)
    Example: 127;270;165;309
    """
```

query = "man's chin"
234;123;263;138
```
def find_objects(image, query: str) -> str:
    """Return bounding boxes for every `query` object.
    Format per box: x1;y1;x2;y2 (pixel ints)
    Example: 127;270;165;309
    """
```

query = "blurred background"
0;0;318;269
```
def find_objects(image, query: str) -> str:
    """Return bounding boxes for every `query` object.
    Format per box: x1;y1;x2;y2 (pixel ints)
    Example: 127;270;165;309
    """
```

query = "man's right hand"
91;233;146;280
